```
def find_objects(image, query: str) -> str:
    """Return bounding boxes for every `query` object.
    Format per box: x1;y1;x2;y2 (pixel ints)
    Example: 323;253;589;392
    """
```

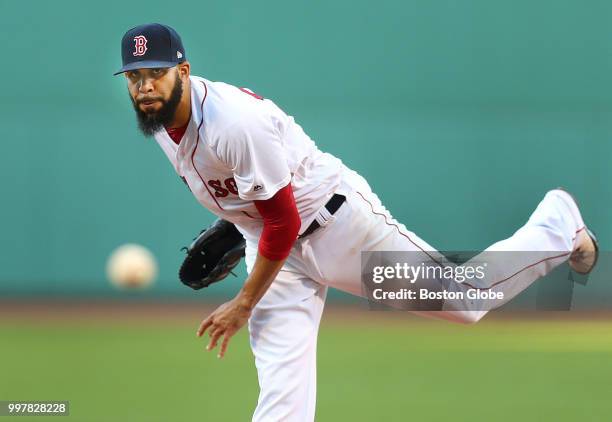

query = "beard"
130;72;184;137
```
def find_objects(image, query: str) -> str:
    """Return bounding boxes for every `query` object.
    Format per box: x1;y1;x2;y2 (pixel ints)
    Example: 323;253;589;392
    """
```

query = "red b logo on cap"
133;35;148;56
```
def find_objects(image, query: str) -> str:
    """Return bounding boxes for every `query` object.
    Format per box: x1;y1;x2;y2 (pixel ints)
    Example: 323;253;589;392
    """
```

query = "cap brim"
113;60;178;76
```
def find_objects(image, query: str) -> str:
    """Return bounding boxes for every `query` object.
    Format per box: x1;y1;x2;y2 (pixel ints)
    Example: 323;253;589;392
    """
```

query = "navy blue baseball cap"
114;23;186;75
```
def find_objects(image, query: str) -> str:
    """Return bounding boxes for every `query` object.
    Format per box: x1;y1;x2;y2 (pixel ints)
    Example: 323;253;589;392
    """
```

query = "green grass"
1;316;611;421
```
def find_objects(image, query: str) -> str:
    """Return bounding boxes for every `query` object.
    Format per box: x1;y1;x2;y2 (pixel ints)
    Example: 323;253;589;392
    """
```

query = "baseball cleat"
553;187;599;275
569;227;599;275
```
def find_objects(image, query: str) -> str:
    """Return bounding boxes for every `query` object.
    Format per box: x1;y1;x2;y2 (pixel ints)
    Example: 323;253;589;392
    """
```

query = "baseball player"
115;23;599;421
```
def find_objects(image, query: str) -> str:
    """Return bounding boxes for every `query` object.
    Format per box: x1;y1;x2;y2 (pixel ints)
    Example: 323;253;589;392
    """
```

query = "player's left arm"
197;184;301;358
196;255;285;358
197;112;299;358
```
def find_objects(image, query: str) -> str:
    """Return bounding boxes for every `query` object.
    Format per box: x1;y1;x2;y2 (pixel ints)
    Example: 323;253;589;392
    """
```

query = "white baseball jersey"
153;76;343;243
152;75;590;422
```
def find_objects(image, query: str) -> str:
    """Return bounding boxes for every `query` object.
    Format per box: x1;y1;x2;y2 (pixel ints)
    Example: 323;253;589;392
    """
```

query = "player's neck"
167;79;192;129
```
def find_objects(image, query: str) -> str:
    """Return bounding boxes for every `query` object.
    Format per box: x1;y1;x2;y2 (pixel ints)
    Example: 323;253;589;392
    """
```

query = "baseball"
106;244;158;289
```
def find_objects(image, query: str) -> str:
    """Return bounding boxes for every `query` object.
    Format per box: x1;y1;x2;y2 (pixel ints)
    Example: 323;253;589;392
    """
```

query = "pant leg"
303;166;584;323
435;189;585;320
245;247;327;422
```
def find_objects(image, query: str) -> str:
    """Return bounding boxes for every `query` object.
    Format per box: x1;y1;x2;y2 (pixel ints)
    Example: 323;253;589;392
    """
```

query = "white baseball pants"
245;166;585;422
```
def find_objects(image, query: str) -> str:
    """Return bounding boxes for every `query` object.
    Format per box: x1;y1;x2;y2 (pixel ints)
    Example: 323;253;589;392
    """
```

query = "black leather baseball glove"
179;219;246;290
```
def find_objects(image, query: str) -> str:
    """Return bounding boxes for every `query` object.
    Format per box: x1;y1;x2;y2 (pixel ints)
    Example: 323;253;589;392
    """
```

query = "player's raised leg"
433;188;595;320
306;166;596;323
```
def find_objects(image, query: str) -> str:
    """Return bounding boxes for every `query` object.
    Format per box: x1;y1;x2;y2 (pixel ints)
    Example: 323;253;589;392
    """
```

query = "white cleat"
552;187;599;275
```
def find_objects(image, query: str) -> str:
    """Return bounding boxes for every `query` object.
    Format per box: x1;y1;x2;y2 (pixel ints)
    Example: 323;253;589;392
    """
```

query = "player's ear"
178;62;190;79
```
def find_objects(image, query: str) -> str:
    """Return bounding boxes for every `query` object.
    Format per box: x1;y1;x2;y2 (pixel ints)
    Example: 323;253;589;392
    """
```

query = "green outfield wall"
1;0;610;297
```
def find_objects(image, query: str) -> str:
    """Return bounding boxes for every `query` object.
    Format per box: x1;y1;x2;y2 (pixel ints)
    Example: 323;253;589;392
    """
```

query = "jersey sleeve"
254;183;301;260
215;117;292;201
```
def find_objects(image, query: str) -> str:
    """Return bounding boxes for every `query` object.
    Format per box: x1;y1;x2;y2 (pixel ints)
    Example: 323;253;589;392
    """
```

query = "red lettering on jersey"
133;35;148;56
239;87;264;100
225;178;239;195
207;178;240;198
207;179;229;197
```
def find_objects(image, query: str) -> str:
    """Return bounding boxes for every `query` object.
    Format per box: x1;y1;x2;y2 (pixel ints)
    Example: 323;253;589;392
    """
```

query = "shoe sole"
554;187;599;275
